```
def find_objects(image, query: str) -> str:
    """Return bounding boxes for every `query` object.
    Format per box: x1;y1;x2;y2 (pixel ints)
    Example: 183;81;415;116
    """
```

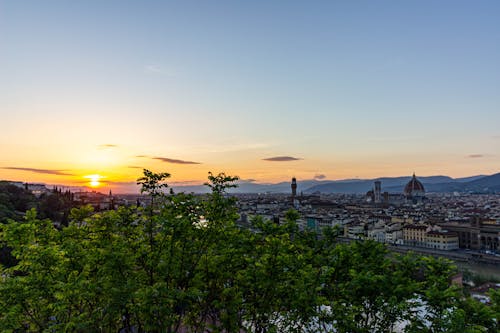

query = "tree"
0;182;36;223
404;256;461;333
37;189;75;226
203;172;239;225
136;169;171;293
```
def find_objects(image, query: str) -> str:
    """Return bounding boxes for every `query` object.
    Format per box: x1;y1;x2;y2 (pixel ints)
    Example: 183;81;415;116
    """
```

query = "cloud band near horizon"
2;167;74;176
262;156;302;162
153;157;201;164
98;144;118;149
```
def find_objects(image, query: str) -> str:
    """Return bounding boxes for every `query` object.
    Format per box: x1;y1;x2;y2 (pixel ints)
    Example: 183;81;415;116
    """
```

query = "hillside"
304;174;500;194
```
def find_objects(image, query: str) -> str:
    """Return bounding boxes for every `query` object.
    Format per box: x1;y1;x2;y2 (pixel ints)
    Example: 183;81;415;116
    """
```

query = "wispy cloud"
239;178;256;183
127;166;143;169
2;167;74;176
153;157;201;165
98;144;118;149
136;155;149;158
145;65;161;73
143;64;175;76
262;156;302;162
314;174;327;180
467;154;484;158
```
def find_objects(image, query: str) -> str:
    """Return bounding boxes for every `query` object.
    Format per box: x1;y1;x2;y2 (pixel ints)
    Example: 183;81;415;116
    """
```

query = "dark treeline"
0;182;76;225
0;182;76;269
0;171;499;332
0;181;37;223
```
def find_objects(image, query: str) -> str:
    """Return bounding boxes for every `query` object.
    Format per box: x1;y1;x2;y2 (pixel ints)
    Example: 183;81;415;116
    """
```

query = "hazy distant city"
6;172;500;273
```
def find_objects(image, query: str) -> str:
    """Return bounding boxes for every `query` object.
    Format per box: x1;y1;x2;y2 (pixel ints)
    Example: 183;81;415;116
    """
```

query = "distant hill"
168;174;498;194
168;174;500;194
303;176;452;194
461;173;500;192
454;175;487;183
5;173;498;195
419;173;500;193
171;179;329;194
304;174;500;194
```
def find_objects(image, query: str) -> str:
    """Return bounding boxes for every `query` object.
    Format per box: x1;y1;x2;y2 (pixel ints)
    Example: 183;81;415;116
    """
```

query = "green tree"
37;189;75;226
0;181;36;223
0;209;64;331
136;169;170;208
404;256;461;333
490;289;500;331
448;296;497;333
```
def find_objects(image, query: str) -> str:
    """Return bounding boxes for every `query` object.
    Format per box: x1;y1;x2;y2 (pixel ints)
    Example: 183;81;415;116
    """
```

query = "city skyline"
1;1;499;190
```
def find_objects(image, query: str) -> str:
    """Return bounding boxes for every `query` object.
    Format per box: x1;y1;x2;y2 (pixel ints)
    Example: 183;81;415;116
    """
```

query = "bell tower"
291;177;297;197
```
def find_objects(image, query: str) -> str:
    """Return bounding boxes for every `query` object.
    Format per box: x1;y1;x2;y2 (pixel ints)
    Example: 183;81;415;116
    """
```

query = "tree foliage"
0;170;498;332
0;182;37;223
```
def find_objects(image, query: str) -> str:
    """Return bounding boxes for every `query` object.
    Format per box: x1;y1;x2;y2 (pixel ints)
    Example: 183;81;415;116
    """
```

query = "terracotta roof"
403;224;428;230
404;173;425;196
427;230;458;237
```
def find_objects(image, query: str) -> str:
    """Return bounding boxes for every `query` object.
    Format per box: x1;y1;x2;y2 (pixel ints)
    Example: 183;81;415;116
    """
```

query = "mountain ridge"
172;173;499;194
3;173;498;194
304;173;500;194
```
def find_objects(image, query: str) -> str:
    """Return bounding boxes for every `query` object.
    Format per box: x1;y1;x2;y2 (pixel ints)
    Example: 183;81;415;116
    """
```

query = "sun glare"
85;174;103;188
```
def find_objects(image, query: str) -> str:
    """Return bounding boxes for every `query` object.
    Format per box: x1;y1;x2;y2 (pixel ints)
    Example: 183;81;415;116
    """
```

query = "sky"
1;0;499;192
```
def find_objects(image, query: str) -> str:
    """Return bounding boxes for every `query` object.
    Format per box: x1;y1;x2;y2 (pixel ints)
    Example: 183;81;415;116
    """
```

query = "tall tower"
291;177;297;197
108;190;115;210
374;180;381;204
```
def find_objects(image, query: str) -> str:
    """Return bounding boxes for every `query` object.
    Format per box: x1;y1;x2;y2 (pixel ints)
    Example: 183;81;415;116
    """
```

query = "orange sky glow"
1;141;499;193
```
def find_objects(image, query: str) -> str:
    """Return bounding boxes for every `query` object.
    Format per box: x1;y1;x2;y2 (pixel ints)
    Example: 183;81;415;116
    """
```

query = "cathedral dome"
404;173;425;197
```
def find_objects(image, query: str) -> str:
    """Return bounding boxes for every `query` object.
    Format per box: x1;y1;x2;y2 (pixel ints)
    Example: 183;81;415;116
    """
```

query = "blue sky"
1;0;499;189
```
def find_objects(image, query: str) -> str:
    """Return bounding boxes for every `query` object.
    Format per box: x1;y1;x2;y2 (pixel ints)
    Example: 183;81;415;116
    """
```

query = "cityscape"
5;173;500;268
2;1;500;332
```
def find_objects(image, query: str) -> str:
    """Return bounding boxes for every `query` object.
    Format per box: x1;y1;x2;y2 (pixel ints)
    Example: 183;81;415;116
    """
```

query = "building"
345;223;366;239
373;180;381;204
366;180;406;206
404;173;425;202
367;225;386;243
9;182;49;197
385;223;404;244
426;230;459;250
291;177;297;206
403;224;459;250
25;183;49;196
291;177;297;197
403;224;428;247
439;217;500;251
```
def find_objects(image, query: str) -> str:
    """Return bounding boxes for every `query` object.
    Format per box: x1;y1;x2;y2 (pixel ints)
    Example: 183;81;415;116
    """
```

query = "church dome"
404;173;425;197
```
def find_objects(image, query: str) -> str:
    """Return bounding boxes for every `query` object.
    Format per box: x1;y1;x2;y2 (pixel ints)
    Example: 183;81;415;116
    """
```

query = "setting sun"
85;174;103;188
